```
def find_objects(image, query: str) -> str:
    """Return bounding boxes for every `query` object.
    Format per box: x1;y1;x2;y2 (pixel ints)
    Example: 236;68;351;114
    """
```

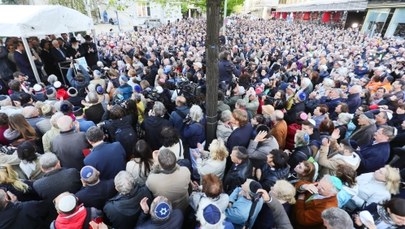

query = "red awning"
303;12;310;20
322;11;331;23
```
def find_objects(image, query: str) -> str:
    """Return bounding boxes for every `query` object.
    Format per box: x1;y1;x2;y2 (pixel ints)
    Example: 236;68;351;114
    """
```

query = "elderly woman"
351;165;400;208
41;112;63;153
103;171;152;229
286;130;313;171
182;104;205;180
193;139;228;180
216;110;233;144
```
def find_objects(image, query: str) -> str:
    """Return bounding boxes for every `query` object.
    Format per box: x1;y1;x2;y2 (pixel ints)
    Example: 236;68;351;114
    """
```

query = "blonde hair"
384;165;401;195
272;180;296;204
0;164;29;192
208;139;229;161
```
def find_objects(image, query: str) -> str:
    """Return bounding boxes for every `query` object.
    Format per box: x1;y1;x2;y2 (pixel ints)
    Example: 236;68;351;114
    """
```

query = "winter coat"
259;164;290;191
142;116;172;150
357;142;390;175
224;160;253;195
227;123;253;152
247;137;279;168
349;124;377;149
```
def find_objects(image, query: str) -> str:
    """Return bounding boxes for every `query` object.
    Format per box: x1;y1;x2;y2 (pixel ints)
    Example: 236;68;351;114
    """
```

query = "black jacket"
141;116;172;150
259;164;290;191
224;160;253;195
103;185;152;229
0;200;49;229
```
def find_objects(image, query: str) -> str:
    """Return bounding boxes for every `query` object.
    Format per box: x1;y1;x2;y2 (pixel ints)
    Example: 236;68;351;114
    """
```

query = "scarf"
375;205;396;227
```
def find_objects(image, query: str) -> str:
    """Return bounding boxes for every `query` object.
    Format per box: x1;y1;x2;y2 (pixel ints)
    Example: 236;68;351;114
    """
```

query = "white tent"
0;5;94;82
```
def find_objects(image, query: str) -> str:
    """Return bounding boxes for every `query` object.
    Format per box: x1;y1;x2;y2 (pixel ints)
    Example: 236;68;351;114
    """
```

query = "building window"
136;2;150;17
394;23;405;38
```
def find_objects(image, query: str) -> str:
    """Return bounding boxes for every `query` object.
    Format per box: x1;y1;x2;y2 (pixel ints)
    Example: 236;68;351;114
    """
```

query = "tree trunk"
205;0;220;146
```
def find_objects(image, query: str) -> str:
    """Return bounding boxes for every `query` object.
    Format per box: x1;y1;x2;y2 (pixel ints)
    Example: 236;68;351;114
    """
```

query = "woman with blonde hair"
4;113;37;148
193;139;229;180
271;180;296;215
0;164;39;201
352;165;400;208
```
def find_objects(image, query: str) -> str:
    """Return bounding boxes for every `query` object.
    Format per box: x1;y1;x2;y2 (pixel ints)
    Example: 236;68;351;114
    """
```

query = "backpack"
115;126;137;157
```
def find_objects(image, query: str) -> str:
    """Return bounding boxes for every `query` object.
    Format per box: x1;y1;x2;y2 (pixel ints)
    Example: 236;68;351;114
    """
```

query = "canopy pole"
21;37;41;83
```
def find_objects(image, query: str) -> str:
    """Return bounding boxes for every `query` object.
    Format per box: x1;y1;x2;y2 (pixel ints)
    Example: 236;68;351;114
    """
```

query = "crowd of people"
0;16;404;229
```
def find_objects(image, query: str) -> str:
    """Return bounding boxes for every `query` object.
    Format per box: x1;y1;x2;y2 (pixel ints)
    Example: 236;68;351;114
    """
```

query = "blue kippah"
154;202;171;220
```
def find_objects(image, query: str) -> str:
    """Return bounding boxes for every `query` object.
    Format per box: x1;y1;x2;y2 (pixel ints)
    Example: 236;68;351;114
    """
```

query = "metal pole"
223;0;228;35
21;37;41;83
115;10;121;31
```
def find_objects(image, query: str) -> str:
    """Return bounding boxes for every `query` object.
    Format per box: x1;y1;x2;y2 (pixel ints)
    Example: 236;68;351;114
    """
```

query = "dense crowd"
0;16;404;229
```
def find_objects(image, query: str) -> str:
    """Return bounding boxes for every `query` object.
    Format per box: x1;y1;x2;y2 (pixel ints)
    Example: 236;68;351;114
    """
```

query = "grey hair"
322;175;339;195
190;105;203;122
50;112;64;128
56;115;73;132
87;92;99;104
359;113;376;125
321;207;353;229
272;110;284;121
379;125;398;141
236;99;247;109
153;101;166;117
39;152;59;171
220;110;232;122
114;171;135;195
158;149;177;171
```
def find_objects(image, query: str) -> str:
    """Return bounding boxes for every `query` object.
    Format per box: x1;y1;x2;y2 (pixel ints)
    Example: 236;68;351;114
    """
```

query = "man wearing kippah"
294;175;342;228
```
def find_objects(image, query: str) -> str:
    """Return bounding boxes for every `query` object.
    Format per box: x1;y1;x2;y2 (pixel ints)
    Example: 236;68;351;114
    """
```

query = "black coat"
84;103;105;124
223;159;253;194
0;200;49;229
141;116;172;150
75;179;117;209
103;185;152;229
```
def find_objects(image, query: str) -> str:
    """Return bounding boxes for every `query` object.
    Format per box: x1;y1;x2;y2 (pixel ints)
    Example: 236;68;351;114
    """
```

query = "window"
394;23;405;37
136;2;150;17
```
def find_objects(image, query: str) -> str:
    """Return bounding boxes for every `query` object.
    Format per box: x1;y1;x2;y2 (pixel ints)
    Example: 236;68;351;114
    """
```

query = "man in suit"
51;39;67;63
13;41;35;84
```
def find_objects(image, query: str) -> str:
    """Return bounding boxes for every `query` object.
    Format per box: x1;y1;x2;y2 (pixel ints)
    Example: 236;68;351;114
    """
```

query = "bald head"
272;110;284;121
349;85;362;94
57;115;73;131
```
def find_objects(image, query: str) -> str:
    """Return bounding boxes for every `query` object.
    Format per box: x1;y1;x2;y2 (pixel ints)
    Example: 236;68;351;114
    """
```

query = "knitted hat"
57;194;77;213
248;179;262;194
154;201;171;220
80;166;99;183
67;87;78;97
202;204;221;225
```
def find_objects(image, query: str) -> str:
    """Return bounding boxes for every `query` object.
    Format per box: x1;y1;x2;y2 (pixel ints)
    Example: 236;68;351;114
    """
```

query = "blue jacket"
346;93;362;114
84;142;126;180
357;142;390;174
225;187;263;229
182;121;205;148
218;60;239;84
66;65;90;96
227;123;253;152
115;83;133;100
169;106;190;133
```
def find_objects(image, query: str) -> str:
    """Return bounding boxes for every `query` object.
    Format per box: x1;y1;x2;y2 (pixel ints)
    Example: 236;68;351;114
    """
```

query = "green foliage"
48;0;86;13
1;0;29;4
226;0;244;16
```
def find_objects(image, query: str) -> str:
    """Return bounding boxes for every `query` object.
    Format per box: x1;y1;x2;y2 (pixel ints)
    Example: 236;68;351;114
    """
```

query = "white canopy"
0;5;94;83
0;5;94;37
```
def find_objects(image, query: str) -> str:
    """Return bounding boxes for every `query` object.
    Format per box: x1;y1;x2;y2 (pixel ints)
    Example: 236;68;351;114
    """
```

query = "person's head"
271;109;284;122
220;110;232;123
53;192;79;214
208;139;228;161
294;161;315;181
335;164;357;187
294;130;310;148
335;103;348;114
270;180;296;204
189;105;203;122
149;196;173;222
109;104;126;120
375;111;389;125
80;165;100;186
301;120;315;135
0;113;8;127
51;39;60;48
158;149;177;172
49;112;63;129
133;139;152;159
152;101;166;117
349;84;362;94
235;99;247;110
374;125;397;143
358;112;375;126
85;126;104;145
230;146;248;164
322;207;353;229
241;179;262;198
114;171;135;195
256;124;271;139
0;164;29;192
175;96;186;107
267;149;289;169
86;92;99;104
231;109;248;127
382;198;405;226
201;174;223;199
314;104;329;117
56;115;73;132
317;175;342;197
161;127;180;147
17;141;38;162
251;114;265;126
373;165;400;194
8;113;36;141
39;152;60;172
